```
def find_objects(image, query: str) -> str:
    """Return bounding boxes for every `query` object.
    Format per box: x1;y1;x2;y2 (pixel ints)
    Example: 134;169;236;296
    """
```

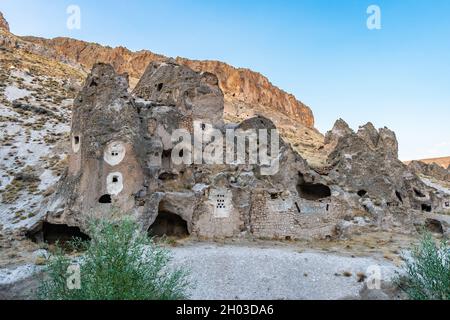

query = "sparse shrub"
396;233;450;300
38;219;190;300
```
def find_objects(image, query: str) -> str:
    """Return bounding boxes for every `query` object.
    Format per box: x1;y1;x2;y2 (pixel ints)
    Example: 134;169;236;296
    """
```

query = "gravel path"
170;244;399;300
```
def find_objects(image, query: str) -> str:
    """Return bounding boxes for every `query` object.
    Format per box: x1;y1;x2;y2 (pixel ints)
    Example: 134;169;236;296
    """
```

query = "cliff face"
176;58;314;128
0;12;9;31
21;36;314;128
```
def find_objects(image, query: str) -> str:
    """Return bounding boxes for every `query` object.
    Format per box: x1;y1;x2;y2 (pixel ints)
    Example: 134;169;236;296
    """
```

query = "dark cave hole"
27;222;90;245
414;188;426;198
297;182;331;201
357;190;367;197
421;204;432;212
112;176;119;183
425;219;443;234
270;192;280;200
395;191;403;203
74;136;80;145
156;83;163;91
89;79;98;87
148;211;189;238
158;172;178;181
162;149;172;159
98;194;112;204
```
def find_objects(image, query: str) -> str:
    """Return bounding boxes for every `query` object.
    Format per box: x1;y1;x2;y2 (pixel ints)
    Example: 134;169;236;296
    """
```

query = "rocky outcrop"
325;120;445;217
33;61;350;241
408;160;450;182
176;58;314;128
133;60;224;127
0;12;9;32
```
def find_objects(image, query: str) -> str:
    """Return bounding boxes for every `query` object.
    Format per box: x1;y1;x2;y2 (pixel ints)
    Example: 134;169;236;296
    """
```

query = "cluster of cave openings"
296;174;331;201
216;194;226;209
148;211;189;238
28;222;90;245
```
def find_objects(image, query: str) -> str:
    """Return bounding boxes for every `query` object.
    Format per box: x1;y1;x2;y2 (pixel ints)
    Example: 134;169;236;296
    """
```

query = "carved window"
216;194;226;209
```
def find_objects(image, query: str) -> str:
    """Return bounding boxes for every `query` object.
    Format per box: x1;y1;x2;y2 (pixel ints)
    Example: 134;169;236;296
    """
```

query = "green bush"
38;219;190;300
397;233;450;300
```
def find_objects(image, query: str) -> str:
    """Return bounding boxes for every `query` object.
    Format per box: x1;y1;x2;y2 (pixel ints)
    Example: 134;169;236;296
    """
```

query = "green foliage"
38;219;190;300
397;233;450;300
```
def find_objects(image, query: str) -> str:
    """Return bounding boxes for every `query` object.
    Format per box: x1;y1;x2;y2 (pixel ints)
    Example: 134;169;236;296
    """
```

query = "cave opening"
357;190;367;197
297;174;331;201
425;219;443;234
99;194;112;204
156;83;163;92
148;211;189;238
158;172;178;181
27;222;90;245
74;136;80;145
421;204;432;212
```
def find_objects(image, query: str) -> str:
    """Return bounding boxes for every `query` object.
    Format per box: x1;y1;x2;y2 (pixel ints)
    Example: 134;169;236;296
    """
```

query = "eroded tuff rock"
0;13;321;168
325;120;450;225
176;58;314;128
0;12;9;32
133;60;224;128
32;61;356;241
408;160;450;182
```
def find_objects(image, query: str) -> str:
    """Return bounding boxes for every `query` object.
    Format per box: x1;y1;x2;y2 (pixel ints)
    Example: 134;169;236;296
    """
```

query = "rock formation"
133;60;224;128
1;11;449;241
0;11;322;167
32;61;350;240
0;12;9;32
176;58;314;128
324;120;450;224
408;160;450;182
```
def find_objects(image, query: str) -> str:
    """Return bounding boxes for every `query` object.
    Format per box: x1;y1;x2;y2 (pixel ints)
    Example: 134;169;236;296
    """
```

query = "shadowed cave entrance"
27;222;90;245
148;211;189;238
297;174;331;201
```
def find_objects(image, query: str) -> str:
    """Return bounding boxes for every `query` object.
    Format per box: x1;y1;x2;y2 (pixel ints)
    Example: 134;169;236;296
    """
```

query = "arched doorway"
148;211;189;238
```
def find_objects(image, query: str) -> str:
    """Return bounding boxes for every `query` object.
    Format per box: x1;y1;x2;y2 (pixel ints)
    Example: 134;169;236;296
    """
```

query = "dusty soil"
0;231;417;300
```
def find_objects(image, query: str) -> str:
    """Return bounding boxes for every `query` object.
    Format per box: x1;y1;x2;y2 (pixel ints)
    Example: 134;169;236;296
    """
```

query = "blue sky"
1;0;450;160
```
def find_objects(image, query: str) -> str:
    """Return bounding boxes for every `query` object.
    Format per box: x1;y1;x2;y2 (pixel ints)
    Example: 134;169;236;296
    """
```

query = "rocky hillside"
405;157;450;170
20;36;314;128
0;42;85;232
0;12;324;235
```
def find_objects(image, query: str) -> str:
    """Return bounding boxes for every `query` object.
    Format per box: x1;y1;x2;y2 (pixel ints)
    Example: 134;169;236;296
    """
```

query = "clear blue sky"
1;0;450;160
